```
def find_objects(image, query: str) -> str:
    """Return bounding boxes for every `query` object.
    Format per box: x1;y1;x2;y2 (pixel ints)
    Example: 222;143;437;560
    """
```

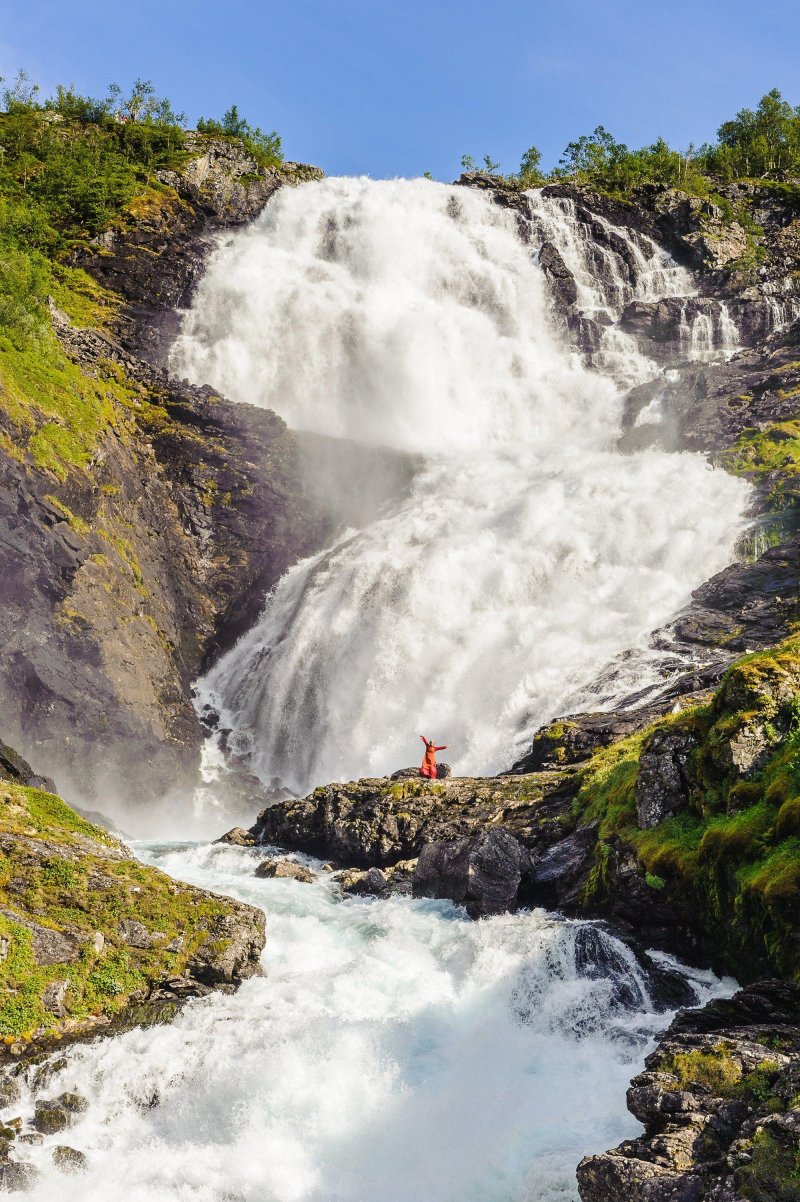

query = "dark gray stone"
413;828;530;917
635;728;696;829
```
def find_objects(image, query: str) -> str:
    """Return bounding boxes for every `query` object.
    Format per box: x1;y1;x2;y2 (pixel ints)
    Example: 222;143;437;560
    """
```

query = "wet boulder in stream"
412;828;530;917
254;858;315;884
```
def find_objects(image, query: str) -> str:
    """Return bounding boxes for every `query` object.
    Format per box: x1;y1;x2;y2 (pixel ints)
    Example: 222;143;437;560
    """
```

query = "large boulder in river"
254;858;315;883
412;829;530;917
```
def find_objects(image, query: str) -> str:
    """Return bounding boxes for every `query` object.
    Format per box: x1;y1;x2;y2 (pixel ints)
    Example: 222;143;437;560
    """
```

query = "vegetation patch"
0;779;249;1042
721;421;800;514
572;637;800;981
736;1130;800;1202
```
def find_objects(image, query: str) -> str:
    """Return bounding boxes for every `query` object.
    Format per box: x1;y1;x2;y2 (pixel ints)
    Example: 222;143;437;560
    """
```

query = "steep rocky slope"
0;138;352;807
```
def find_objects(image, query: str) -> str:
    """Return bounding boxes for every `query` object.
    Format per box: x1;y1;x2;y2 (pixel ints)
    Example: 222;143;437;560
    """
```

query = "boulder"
253;858;315;884
390;767;423;780
118;920;167;950
0;1161;39;1192
32;1101;70;1135
215;827;255;847
0;1080;21;1110
335;867;390;896
635;727;696;829
52;1145;87;1174
413;829;530;917
390;764;451;780
42;980;70;1019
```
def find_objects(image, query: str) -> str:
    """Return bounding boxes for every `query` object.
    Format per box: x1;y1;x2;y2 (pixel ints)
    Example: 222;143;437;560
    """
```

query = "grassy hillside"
575;637;800;981
0;775;264;1050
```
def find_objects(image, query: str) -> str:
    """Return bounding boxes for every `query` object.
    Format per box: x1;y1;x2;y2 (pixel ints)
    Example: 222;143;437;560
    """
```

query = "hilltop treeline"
465;89;800;196
0;70;282;341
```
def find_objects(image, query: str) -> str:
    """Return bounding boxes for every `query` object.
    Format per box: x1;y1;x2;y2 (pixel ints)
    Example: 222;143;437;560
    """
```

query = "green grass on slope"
575;636;800;981
0;781;239;1042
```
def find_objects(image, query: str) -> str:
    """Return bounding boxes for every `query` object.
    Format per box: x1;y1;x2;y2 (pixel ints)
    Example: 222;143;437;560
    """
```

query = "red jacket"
420;735;447;778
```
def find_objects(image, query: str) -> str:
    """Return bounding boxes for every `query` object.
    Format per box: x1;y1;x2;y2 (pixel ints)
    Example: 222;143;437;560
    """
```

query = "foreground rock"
0;751;264;1059
413;829;530;916
249;630;800;982
578;980;800;1202
250;770;578;874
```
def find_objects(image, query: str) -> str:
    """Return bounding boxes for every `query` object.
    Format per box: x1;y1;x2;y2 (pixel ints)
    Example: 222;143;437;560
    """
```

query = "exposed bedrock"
577;980;800;1202
0;737;265;1060
460;172;800;351
413;828;531;917
252;625;800;985
74;136;324;366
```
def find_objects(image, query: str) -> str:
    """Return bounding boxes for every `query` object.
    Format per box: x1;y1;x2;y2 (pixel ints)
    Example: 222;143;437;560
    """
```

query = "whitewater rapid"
171;176;750;793
15;842;733;1202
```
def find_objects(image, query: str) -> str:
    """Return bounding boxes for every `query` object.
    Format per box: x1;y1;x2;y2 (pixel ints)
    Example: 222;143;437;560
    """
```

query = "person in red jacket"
420;735;447;779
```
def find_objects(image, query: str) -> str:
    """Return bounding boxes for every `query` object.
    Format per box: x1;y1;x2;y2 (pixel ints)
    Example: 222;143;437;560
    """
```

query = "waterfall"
682;301;739;362
170;177;750;795
526;190;700;383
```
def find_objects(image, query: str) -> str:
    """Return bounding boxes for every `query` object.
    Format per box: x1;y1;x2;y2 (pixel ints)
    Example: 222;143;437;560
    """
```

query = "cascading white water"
171;177;750;795
526;191;698;383
15;841;734;1202
681;301;739;362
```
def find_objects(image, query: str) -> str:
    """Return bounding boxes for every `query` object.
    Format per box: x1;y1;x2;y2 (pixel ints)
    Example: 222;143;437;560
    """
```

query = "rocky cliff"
0;139;369;809
1;124;799;1201
578;980;800;1202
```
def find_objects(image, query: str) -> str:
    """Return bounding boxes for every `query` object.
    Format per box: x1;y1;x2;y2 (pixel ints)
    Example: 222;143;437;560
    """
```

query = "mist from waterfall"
170;177;750;793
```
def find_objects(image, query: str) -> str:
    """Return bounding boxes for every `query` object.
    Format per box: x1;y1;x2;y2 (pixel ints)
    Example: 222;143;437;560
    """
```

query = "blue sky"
2;0;799;179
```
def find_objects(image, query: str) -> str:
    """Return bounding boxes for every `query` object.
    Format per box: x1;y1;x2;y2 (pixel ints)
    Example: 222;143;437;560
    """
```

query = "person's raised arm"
435;745;447;751
420;734;428;745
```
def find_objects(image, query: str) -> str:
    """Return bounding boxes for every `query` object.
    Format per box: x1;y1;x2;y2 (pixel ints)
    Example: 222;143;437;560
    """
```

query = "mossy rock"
0;779;264;1047
573;635;800;982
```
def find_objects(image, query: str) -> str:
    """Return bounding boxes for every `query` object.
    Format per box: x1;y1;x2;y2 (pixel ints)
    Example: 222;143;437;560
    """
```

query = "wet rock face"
525;822;599;909
77;140;323;366
538;240;579;308
412;829;530;917
0;310;336;806
0;743;55;795
635;728;696;829
577;980;800;1202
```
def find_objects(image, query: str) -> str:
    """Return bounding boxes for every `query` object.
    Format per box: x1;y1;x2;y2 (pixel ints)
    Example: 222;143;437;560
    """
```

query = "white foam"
15;841;734;1202
170;177;750;792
